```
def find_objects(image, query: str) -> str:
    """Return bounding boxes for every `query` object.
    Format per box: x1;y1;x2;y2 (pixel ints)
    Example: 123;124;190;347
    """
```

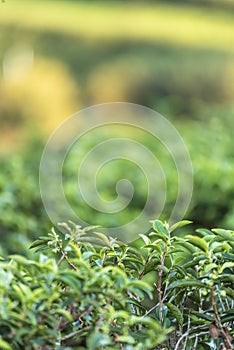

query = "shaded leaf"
165;302;183;326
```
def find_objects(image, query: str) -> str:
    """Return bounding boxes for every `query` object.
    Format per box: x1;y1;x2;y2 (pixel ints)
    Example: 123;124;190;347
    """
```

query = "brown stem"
58;242;77;271
157;244;167;324
57;251;66;267
101;251;107;267
210;286;233;349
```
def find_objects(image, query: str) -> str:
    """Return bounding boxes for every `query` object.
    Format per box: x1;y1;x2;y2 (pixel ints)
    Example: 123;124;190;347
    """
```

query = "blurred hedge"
0;104;233;255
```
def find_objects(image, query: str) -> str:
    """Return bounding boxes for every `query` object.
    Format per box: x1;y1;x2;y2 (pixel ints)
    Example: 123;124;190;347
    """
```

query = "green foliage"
0;4;233;347
0;222;170;350
0;219;234;349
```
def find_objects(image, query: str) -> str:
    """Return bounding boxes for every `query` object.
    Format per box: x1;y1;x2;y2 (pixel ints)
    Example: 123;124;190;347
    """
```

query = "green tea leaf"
185;235;208;253
152;220;169;237
212;228;234;242
8;255;36;266
221;261;234;272
165;302;183;326
169;220;192;233
0;338;12;350
168;279;204;289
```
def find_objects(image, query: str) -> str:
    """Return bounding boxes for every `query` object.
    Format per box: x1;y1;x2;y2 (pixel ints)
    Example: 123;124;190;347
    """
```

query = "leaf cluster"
0;220;234;349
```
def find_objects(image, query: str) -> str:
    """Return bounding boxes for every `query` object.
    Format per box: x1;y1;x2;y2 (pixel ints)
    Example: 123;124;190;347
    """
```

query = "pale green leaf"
185;235;208;253
169;220;192;233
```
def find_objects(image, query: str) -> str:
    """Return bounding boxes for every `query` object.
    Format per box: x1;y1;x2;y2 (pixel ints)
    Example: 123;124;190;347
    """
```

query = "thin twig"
192;335;199;350
142;278;181;319
217;292;226;312
61;325;91;341
174;325;208;350
58;243;77;270
182;313;191;350
57;251;66;267
157;244;167;324
142;302;159;318
101;251;107;267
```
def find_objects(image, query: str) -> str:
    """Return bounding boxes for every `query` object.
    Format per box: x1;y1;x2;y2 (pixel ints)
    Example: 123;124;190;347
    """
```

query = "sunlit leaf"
185;235;208;253
169;220;192;233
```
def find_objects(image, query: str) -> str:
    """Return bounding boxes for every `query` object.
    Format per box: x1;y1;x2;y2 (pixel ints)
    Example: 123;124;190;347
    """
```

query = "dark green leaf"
165;302;183;326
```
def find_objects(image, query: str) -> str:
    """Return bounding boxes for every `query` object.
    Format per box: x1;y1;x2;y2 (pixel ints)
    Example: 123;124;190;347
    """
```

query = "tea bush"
0;219;233;349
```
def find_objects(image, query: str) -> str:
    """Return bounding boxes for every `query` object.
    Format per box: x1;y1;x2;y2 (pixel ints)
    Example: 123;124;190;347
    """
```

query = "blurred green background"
0;0;234;255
